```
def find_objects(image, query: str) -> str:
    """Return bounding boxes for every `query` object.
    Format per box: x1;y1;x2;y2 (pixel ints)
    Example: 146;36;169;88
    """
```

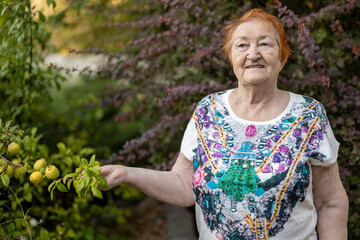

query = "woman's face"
230;19;284;87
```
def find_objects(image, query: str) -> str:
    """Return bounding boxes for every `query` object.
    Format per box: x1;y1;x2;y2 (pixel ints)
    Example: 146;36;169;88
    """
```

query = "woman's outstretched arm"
100;152;195;207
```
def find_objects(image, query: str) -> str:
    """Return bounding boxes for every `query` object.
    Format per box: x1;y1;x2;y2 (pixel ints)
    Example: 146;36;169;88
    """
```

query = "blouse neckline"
222;89;294;125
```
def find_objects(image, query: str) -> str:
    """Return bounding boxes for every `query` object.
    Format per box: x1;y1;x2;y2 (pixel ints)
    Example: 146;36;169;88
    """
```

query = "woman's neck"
229;84;290;122
233;83;280;105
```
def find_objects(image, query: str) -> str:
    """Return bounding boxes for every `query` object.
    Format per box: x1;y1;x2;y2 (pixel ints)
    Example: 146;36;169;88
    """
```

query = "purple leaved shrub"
50;0;360;237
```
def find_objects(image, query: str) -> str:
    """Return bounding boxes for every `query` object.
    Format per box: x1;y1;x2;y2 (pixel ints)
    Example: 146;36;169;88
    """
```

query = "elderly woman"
100;9;348;240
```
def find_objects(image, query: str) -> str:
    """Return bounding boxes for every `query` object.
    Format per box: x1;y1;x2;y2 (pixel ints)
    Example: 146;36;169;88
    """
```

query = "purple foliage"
49;3;360;225
275;0;330;86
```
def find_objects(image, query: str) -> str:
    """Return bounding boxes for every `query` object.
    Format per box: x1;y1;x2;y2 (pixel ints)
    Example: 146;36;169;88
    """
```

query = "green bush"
0;1;142;239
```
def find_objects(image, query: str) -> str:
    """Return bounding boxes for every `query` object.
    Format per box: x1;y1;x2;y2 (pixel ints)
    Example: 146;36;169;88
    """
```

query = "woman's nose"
247;45;260;61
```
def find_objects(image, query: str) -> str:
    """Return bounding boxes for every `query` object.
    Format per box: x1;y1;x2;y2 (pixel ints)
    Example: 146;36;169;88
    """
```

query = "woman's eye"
238;44;246;48
260;43;269;47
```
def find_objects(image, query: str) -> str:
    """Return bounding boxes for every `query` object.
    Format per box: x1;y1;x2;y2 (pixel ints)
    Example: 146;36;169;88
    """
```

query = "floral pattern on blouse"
186;90;337;240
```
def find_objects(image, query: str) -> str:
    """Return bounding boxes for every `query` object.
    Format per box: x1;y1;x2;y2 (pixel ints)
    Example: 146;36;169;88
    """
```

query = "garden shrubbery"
0;1;141;239
1;0;359;239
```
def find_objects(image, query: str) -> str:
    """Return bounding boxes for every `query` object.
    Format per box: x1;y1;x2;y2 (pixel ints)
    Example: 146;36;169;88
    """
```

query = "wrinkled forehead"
232;18;279;41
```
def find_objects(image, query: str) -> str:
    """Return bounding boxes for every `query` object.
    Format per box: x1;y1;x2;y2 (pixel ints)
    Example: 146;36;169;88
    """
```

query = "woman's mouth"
246;65;264;68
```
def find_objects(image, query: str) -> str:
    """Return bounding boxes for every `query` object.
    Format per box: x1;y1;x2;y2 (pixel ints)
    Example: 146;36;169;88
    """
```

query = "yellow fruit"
12;159;21;165
45;165;60;180
30;171;44;184
33;158;47;171
6;165;14;178
0;159;5;166
14;167;26;179
7;142;20;156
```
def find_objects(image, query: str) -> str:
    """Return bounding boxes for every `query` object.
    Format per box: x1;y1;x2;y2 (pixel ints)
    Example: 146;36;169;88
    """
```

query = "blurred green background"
1;0;359;239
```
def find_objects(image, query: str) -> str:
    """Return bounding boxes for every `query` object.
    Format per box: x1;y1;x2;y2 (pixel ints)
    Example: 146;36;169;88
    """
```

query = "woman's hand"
99;153;194;207
216;232;224;240
100;165;128;190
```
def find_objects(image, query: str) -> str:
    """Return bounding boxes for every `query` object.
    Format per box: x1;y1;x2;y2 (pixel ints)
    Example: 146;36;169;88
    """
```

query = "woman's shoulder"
287;91;328;115
288;91;323;105
197;89;233;105
192;90;232;117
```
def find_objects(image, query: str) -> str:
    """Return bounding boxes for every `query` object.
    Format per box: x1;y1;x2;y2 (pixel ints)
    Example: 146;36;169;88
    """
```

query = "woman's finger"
215;232;224;240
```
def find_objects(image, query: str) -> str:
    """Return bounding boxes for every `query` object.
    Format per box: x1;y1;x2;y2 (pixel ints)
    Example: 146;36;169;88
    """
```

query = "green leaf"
89;155;96;167
11;200;16;211
23;155;30;163
5;121;11;129
0;200;7;206
22;136;29;150
40;228;50;240
23;182;29;192
9;125;18;132
83;176;91;188
30;127;37;137
62;173;76;184
24;192;32;202
98;176;108;190
1;174;10;187
67;179;74;190
76;177;91;198
8;222;15;233
48;180;56;192
34;134;43;144
1;6;8;16
11;231;21;239
48;182;56;198
57;142;66;154
56;182;68;192
50;189;54;201
39;11;46;22
91;184;103;199
85;167;96;178
92;165;101;174
38;144;49;159
46;0;53;6
64;156;73;167
76;176;88;192
73;155;81;165
79;147;95;157
80;158;88;166
24;162;32;170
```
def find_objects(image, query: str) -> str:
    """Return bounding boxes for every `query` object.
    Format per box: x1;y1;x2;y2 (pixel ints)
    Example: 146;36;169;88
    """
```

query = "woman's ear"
280;58;287;70
228;49;233;66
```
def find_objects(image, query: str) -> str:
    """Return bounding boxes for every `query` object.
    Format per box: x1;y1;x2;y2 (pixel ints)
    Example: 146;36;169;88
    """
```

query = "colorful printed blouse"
181;89;339;240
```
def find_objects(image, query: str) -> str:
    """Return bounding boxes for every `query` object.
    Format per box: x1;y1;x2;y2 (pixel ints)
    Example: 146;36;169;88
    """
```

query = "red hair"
223;8;292;65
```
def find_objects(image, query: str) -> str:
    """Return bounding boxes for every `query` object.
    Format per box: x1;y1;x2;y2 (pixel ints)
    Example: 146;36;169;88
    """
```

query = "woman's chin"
241;77;271;86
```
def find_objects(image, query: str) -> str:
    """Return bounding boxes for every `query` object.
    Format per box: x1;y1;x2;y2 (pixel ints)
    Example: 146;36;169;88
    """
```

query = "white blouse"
181;89;339;240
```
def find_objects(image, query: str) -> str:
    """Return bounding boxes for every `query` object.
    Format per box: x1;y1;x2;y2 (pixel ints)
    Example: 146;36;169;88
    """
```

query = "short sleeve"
180;116;197;161
308;103;340;167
